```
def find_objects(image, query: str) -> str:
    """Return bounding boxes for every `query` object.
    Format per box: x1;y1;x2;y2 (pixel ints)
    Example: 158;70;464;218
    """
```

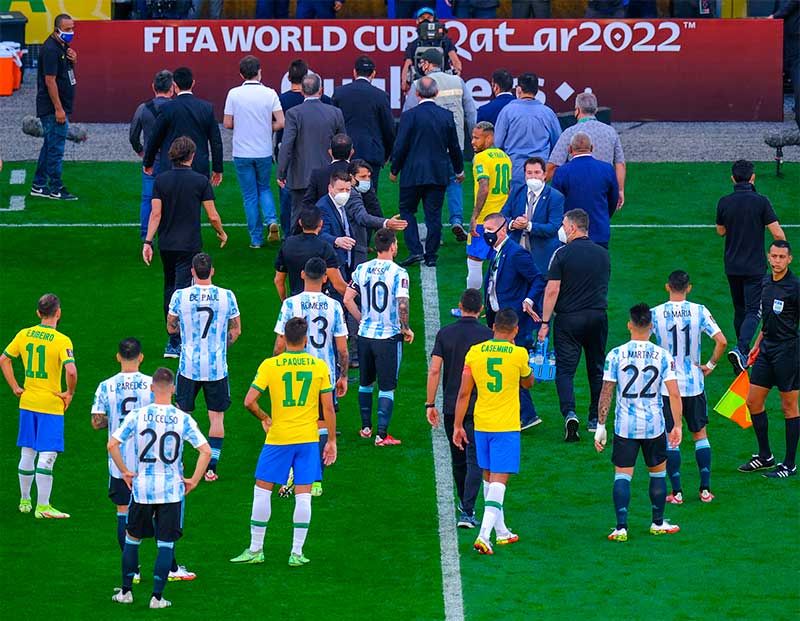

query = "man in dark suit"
482;212;546;429
301;133;353;213
476;68;515;126
144;67;223;187
277;72;345;232
391;77;464;268
551;132;618;248
504;156;565;275
332;55;394;191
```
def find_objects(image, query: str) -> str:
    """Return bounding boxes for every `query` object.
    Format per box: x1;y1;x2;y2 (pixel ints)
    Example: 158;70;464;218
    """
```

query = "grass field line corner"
9;169;26;184
420;261;466;621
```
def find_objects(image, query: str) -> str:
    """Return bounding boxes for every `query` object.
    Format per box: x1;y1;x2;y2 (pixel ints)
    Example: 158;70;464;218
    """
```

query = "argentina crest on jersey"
773;299;784;314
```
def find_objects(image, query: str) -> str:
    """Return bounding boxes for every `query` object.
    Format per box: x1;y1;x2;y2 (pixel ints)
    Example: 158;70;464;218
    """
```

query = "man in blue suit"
391;77;464;267
482;212;546;429
333;55;395;192
504;156;565;275
476;69;515;126
551;133;618;248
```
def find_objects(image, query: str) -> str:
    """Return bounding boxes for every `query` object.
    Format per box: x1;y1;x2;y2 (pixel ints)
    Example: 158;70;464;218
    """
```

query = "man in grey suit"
277;73;345;232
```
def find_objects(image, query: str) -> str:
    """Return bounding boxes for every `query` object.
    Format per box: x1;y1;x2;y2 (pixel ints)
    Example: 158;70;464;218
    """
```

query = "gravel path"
2;79;798;163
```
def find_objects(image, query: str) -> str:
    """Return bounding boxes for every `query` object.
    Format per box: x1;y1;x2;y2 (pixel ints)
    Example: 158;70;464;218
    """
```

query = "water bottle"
547;351;556;366
533;350;544;366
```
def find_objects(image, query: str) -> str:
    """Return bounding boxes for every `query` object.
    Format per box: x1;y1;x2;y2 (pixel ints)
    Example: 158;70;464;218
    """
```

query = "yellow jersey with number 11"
472;147;512;223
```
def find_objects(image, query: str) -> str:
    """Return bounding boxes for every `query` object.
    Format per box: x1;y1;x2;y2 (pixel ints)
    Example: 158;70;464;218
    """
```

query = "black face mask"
483;221;506;248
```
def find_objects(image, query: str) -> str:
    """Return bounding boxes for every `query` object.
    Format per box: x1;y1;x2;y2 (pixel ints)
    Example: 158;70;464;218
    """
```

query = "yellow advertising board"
2;1;111;44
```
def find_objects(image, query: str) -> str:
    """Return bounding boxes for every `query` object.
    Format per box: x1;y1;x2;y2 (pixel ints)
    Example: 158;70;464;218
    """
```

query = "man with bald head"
551;132;618;248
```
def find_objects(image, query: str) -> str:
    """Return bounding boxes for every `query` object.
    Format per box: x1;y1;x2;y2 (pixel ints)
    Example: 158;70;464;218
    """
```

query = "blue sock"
649;471;667;525
208;437;223;472
666;447;682;494
153;540;174;599
695;438;711;491
358;386;373;429
116;513;126;551
318;428;328;479
612;474;631;529
122;536;140;592
377;391;395;438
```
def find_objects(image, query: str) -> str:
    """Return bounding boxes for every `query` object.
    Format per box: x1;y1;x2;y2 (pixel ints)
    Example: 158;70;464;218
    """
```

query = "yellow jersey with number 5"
4;324;75;415
250;351;332;445
472;147;512;224
465;339;531;432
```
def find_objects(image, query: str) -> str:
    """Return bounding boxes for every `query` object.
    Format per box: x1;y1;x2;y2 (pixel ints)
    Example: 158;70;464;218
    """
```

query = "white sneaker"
111;588;133;604
607;528;628;542
150;596;172;609
650;520;680;535
168;565;196;581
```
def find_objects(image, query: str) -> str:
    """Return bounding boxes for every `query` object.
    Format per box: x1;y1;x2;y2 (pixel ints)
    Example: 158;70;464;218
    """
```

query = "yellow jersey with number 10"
472;147;512;224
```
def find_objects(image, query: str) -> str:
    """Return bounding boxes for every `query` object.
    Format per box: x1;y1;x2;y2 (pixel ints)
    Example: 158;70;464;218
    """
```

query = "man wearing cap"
401;7;462;94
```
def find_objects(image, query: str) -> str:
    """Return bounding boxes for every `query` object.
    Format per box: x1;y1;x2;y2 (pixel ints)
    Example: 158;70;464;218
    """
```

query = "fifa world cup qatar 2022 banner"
72;18;782;123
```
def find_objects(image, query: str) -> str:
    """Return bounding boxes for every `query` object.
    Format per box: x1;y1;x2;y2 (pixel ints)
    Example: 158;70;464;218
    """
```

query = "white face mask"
332;191;350;208
558;226;567;244
526;177;545;193
355;179;371;193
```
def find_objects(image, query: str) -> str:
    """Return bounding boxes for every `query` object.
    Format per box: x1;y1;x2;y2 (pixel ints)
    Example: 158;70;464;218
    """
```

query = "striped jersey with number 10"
112;404;207;505
651;301;721;397
92;371;153;479
169;284;240;382
349;259;409;339
274;292;348;388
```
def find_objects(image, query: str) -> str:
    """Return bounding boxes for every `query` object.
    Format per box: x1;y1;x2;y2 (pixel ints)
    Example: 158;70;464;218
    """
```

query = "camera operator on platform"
401;7;463;94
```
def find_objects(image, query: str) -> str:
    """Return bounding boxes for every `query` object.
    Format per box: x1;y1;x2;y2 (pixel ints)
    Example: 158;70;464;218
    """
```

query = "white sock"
249;486;272;552
18;448;36;500
466;259;484;290
35;451;57;507
292;493;312;555
479;482;506;541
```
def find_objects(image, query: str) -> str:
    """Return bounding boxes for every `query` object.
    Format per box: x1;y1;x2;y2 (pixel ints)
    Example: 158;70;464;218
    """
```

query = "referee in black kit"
537;209;610;442
739;240;800;479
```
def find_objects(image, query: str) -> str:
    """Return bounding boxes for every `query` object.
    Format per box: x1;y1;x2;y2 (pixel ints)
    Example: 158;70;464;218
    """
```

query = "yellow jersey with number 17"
472;147;512;224
464;339;531;432
250;351;332;446
4;324;75;415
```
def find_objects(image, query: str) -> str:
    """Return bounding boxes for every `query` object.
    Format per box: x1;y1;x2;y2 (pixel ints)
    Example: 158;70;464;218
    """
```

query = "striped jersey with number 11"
169;284;240;382
349;259;409;339
92;371;153;478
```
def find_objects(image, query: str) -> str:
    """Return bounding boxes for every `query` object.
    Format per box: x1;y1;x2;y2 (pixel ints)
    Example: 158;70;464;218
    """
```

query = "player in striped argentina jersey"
650;271;727;503
167;253;241;482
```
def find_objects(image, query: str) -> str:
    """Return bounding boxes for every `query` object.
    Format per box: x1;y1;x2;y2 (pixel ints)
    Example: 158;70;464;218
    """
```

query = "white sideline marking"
9;170;26;185
1;196;26;211
0;222;796;229
420;262;465;621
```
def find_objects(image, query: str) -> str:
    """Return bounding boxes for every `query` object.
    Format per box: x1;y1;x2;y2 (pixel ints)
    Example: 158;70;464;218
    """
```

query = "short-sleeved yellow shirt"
472;147;512;224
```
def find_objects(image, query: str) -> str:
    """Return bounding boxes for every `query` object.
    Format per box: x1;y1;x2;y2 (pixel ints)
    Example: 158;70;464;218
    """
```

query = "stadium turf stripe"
9;170;26;184
1;223;797;229
420;260;465;621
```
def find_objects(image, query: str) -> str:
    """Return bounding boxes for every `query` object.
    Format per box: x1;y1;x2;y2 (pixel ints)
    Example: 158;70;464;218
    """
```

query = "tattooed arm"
398;296;414;344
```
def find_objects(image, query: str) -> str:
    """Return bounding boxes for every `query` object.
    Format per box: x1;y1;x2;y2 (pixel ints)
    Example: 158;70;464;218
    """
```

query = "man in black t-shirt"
739;240;800;479
142;136;228;359
538;208;610;442
716;160;786;374
31;14;78;201
427;288;493;528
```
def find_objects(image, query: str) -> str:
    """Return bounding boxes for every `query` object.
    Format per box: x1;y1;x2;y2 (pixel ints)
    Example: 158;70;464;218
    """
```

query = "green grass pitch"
0;162;798;620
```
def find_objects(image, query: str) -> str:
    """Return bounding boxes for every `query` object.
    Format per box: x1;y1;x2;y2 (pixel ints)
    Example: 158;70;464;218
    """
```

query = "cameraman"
401;7;462;94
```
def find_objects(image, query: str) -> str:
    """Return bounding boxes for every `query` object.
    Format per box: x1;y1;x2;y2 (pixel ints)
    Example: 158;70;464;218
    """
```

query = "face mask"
332;191;349;208
355;179;371;193
483;221;505;248
558;226;567;244
58;29;74;44
526;177;545;193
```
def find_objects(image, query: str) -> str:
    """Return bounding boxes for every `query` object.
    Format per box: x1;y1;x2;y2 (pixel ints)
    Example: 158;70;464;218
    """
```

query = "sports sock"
153;540;174;599
250;485;272;552
784;417;799;470
122;536;141;592
479;482;505;541
292;492;312;555
171;557;179;573
208;436;223;472
695;438;712;490
649;471;667;525
116;512;127;551
612;473;631;529
751;411;771;459
377;390;395;438
358;386;373;429
482;479;510;536
666;446;681;494
18;447;35;500
35;451;57;507
318;428;328;479
466;259;483;290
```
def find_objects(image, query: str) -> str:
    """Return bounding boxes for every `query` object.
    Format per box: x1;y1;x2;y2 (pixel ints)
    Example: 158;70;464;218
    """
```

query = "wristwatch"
143;240;154;247
425;403;435;409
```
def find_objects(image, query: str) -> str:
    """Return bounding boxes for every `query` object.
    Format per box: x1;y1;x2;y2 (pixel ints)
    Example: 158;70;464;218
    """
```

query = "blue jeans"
454;5;497;18
445;170;464;226
279;185;292;237
233;157;278;246
33;114;68;191
140;163;159;240
296;1;334;17
256;0;289;17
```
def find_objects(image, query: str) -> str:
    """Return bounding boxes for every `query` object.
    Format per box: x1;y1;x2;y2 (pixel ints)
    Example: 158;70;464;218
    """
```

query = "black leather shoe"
399;254;424;267
424;258;437;267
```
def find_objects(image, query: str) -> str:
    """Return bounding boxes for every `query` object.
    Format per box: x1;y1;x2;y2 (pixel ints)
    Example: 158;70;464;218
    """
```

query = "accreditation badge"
773;299;784;314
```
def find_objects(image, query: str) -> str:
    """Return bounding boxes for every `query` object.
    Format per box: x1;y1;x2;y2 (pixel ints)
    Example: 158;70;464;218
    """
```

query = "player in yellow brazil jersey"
453;308;534;555
231;317;337;567
0;294;77;519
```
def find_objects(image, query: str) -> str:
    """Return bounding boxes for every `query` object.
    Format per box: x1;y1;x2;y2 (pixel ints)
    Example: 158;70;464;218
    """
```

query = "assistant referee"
538;208;610;442
740;240;800;479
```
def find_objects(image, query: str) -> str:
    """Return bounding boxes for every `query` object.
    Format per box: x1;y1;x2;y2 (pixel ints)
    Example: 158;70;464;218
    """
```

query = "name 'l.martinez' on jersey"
112;404;207;505
92;371;153;478
651;301;721;397
169;284;240;381
603;340;677;439
274;291;348;387
349;259;409;339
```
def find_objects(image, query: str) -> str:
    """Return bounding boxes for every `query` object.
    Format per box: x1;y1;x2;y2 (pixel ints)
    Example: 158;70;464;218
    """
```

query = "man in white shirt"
224;55;285;248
